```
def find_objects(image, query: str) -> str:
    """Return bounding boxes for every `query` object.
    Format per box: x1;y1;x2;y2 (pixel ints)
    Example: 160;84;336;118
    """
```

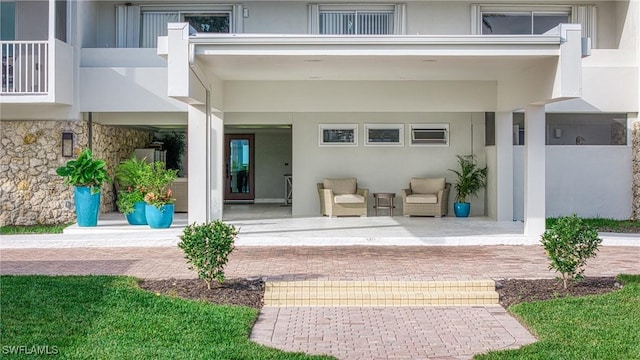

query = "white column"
167;23;190;99
524;105;546;236
187;100;224;223
48;0;55;41
188;104;208;223
210;110;224;220
495;112;514;221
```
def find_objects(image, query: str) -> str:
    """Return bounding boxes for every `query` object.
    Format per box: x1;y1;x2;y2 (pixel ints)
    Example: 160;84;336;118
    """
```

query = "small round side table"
373;193;396;216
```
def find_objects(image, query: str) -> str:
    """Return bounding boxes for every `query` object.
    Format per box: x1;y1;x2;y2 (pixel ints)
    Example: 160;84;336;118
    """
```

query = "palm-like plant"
448;154;487;203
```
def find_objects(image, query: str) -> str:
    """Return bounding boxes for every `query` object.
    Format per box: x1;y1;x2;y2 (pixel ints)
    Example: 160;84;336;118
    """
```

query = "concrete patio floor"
2;204;638;248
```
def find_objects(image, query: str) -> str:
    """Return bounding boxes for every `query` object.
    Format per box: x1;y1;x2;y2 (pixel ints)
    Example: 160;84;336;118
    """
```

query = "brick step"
264;280;498;307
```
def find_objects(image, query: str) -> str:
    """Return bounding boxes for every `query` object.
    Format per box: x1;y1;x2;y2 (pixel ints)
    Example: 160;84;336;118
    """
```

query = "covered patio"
159;23;586;238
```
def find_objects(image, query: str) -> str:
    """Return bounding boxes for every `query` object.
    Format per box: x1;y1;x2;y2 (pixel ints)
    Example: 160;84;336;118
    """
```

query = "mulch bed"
138;278;265;309
139;276;623;310
495;277;623;308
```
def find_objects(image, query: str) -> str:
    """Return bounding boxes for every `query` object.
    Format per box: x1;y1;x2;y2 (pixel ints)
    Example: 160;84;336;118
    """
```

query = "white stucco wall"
79;67;187;112
513;145;633;220
243;2;308;34
485;146;498;219
224;81;497;113
407;2;471;35
254;130;292;201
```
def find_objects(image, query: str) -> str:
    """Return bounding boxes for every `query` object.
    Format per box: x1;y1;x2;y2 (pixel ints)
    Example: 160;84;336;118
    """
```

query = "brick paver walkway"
2;245;638;359
2;245;638;280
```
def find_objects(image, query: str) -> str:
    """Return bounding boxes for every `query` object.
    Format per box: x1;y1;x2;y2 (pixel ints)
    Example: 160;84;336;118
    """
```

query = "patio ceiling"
191;34;561;81
197;54;556;81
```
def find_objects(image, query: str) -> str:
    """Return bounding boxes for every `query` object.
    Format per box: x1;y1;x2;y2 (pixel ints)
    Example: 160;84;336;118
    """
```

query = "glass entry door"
224;134;255;202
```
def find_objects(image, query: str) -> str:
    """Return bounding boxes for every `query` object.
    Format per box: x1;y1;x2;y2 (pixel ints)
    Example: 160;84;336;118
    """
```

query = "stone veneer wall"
0;120;152;226
633;120;640;220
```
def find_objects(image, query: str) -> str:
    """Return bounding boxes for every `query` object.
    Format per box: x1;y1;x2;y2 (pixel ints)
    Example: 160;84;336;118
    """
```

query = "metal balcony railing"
1;41;48;94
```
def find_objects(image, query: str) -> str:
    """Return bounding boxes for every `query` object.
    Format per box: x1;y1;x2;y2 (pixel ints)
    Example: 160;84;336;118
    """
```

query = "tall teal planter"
125;201;148;225
453;202;471;217
74;186;101;227
145;204;174;229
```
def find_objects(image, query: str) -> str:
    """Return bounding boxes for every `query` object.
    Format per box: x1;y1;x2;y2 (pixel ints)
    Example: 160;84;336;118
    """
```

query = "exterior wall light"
62;132;74;157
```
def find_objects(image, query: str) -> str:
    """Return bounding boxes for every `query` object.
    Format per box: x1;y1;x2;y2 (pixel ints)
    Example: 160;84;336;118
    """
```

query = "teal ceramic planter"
145;204;174;229
74;186;100;227
125;201;147;225
453;202;471;217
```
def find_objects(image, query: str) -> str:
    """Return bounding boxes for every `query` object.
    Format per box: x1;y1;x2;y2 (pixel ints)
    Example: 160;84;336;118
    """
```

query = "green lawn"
476;274;640;360
0;223;71;235
0;276;334;359
546;217;640;233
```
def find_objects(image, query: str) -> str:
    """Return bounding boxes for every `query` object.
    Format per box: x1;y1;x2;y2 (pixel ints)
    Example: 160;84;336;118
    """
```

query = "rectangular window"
365;124;404;146
141;11;231;48
310;4;405;35
472;5;597;46
410;124;449;146
319;124;358;147
1;2;15;41
319;10;394;35
55;0;67;42
482;11;569;35
184;14;230;34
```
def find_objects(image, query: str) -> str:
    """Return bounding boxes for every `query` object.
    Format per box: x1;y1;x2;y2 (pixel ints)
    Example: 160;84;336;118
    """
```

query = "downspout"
205;89;212;220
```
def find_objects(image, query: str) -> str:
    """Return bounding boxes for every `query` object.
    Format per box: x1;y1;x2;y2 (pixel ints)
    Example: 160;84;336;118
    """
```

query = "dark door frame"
224;134;255;202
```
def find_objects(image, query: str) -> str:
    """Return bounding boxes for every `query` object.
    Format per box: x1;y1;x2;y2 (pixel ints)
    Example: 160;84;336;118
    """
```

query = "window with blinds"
319;11;394;35
309;4;406;35
116;5;239;48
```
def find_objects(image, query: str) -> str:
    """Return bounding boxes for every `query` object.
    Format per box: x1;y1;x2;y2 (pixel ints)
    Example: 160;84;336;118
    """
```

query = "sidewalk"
2;244;638;359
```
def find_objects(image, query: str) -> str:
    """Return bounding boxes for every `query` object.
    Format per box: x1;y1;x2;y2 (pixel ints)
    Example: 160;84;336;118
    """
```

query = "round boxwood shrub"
178;220;238;289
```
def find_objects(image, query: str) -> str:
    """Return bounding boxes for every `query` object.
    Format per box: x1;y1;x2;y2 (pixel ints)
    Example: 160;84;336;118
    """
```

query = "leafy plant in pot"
448;154;487;217
115;156;152;225
56;149;111;227
140;161;178;229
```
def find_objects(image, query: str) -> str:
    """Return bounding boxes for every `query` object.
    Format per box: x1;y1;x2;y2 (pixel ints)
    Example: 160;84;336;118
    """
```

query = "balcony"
0;40;72;104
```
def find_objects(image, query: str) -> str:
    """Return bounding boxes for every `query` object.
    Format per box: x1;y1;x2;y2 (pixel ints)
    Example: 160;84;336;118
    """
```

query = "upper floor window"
471;4;597;46
482;11;569;35
141;11;231;48
309;4;406;35
116;4;243;48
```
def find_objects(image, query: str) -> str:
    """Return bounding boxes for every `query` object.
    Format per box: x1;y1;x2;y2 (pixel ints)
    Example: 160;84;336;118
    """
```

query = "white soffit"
191;35;561;81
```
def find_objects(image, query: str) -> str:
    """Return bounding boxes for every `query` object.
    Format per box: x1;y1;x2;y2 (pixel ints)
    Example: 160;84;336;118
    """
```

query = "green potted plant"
115;156;151;225
140;161;178;228
56;149;111;227
448;154;487;217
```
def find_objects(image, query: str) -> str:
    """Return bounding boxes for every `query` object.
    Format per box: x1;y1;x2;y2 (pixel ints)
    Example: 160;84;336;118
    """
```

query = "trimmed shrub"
540;214;602;289
178;221;238;289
